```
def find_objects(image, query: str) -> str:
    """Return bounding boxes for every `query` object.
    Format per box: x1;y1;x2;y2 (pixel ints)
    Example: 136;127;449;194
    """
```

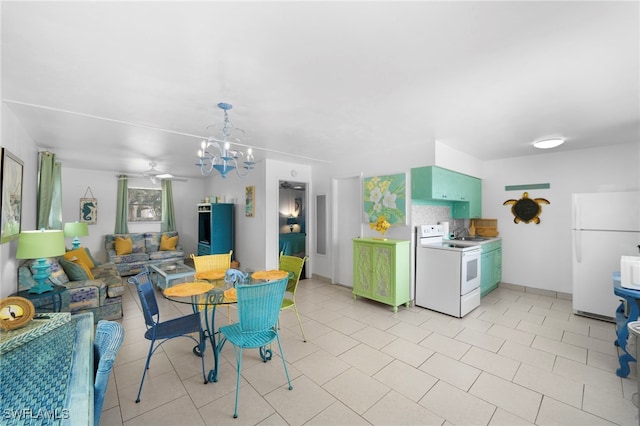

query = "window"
128;188;162;222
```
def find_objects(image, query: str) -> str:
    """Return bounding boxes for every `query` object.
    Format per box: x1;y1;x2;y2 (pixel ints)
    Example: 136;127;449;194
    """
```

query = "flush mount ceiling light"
533;138;565;149
196;103;255;179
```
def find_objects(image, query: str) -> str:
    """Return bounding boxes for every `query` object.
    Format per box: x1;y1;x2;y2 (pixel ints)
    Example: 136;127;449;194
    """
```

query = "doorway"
278;180;307;276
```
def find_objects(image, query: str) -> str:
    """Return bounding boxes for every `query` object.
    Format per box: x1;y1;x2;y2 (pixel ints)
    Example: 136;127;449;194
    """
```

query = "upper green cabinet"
452;176;482;218
411;166;482;218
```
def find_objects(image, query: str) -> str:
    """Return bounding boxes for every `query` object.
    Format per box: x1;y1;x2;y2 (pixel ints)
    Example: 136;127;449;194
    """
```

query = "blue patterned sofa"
18;248;124;323
104;231;185;276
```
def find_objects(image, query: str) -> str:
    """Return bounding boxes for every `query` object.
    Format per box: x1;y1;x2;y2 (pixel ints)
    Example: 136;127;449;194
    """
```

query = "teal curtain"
37;151;62;230
115;175;129;234
161;179;176;232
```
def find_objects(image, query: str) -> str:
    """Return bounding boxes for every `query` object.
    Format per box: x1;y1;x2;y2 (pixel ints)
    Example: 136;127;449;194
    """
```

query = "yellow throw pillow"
160;234;178;251
115;236;133;255
64;248;95;269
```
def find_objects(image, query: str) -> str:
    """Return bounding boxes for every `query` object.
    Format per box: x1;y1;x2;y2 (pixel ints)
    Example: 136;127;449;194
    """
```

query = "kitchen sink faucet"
453;228;469;239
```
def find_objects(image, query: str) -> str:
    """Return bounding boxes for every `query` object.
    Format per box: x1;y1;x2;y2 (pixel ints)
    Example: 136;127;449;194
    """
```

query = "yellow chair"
190;251;233;320
278;253;308;342
191;251;233;282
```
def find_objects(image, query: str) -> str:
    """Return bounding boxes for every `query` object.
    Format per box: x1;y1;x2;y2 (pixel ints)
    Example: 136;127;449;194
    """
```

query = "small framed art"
245;186;255;217
1;148;24;244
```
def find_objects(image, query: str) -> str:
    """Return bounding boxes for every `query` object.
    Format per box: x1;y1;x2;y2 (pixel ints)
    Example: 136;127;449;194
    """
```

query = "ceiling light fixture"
196;103;255;179
533;138;565;149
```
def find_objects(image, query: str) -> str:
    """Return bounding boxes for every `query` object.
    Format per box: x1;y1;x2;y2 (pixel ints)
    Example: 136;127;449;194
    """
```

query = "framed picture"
245;186;255;217
1;148;24;244
128;187;162;222
80;198;98;224
363;173;407;225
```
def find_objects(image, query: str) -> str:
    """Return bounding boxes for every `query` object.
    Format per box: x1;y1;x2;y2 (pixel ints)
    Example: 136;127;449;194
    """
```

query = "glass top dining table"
162;268;291;382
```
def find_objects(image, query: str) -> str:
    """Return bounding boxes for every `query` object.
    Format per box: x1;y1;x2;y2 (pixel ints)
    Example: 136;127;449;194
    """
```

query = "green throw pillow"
59;257;90;281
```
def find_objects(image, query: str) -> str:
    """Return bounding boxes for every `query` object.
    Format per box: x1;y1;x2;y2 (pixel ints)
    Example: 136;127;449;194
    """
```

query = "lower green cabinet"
353;238;410;312
480;239;502;297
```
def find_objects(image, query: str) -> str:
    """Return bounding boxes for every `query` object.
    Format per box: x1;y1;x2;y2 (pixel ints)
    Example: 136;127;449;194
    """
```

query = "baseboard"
498;281;572;301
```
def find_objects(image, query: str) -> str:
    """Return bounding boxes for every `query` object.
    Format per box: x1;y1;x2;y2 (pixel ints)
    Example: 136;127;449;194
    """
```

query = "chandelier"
196;102;255;178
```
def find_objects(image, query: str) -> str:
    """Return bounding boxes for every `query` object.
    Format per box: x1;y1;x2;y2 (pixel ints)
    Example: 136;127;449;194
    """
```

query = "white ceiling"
2;1;638;179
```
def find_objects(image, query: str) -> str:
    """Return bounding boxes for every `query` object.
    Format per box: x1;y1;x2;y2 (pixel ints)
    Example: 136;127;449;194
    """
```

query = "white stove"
415;224;481;317
418;224;481;252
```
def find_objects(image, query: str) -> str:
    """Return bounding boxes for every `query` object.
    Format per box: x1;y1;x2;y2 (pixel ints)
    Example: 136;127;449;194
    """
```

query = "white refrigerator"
572;191;640;320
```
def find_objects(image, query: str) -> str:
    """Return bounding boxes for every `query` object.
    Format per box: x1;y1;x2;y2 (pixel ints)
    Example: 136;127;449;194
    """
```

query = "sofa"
17;247;124;323
105;231;185;276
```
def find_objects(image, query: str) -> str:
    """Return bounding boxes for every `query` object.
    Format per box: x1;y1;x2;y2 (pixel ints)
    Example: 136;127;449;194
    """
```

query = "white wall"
1;104;39;298
482;141;640;294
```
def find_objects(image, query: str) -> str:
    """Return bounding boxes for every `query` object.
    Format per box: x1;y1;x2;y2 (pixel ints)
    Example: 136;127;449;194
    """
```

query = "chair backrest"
190;251;233;272
127;269;159;328
279;253;307;293
94;320;125;425
236;277;288;334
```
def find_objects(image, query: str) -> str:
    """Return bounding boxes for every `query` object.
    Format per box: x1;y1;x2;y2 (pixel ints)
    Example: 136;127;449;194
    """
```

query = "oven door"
461;249;481;295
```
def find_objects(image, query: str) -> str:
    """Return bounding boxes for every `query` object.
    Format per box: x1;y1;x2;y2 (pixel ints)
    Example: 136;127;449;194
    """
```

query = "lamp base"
72;237;81;249
29;258;54;294
29;283;55;294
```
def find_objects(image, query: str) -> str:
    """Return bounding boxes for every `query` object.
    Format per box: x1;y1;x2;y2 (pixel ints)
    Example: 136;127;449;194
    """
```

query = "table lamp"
16;230;66;294
286;216;298;233
64;221;89;249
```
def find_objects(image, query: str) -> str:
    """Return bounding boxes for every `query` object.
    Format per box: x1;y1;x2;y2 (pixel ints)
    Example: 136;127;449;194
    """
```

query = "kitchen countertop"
447;236;501;246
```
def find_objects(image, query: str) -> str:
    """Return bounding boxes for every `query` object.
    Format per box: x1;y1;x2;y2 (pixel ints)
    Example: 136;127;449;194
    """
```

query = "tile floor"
99;278;640;425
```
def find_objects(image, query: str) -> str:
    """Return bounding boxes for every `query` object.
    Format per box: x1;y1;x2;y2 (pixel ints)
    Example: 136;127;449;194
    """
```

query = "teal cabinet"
480;239;502;297
411;166;463;200
353;238;410;312
452;176;482;218
197;203;234;256
412;166;482;218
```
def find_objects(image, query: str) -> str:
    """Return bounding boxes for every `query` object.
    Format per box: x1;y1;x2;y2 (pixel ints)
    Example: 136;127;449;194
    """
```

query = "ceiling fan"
141;161;187;183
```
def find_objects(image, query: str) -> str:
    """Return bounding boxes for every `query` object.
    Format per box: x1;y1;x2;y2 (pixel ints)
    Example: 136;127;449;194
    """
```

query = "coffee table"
148;262;195;289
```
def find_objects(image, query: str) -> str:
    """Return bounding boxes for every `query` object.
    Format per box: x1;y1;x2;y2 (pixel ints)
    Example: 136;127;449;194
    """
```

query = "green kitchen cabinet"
480;239;502;297
353;238;410;312
452;176;482;218
411;166;463;201
412;166;482;218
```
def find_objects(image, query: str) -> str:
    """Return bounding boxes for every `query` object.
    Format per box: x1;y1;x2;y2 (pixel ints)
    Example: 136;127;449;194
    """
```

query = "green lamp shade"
16;230;66;259
63;222;89;238
16;230;66;294
64;222;89;249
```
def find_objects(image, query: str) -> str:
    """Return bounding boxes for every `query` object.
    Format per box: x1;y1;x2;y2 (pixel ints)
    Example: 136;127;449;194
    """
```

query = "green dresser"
353;238;410;312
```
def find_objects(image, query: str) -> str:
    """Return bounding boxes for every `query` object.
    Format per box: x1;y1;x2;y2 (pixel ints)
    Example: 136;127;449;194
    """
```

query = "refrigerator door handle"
574;230;582;263
572;194;580;230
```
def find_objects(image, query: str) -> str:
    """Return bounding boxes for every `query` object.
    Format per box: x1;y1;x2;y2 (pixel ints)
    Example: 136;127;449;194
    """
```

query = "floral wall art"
363;173;406;226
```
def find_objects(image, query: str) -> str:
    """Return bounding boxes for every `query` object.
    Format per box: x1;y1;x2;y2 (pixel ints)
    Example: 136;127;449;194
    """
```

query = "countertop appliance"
415;224;481;317
572;191;640;321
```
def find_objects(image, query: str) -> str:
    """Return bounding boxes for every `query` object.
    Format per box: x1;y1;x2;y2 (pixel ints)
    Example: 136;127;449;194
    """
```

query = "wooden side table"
14;285;65;312
613;272;640;377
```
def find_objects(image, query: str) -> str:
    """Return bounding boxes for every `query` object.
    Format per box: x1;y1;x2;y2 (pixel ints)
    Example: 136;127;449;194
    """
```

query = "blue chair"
94;320;125;425
219;276;293;418
128;269;207;403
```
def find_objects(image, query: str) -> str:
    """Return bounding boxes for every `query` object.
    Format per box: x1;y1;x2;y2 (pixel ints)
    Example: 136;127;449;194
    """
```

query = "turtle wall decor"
503;192;550;224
